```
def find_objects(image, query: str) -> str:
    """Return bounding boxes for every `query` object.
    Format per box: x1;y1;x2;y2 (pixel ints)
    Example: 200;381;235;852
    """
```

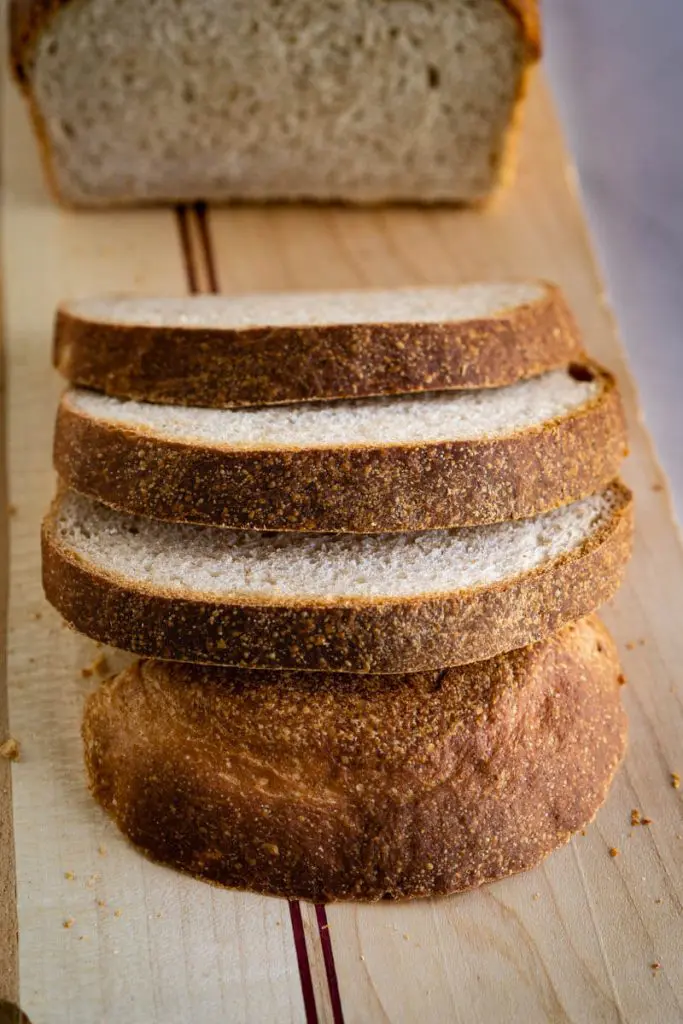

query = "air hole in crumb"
46;39;59;57
61;120;76;139
427;65;440;89
182;82;196;103
389;26;400;39
596;642;604;654
568;363;596;383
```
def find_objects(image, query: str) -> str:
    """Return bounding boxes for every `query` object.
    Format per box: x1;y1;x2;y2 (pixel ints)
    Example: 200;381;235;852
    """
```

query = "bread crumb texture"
0;738;20;761
24;0;532;204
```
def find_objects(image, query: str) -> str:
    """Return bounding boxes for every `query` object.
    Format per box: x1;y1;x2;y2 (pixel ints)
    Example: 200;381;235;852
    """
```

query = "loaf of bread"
43;485;633;672
82;617;626;902
53;283;580;407
54;362;626;533
12;0;540;206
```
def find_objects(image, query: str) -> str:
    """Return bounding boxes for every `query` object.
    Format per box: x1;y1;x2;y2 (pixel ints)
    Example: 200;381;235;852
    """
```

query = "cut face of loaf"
14;0;538;206
53;282;583;406
55;364;627;532
82;617;625;901
42;485;634;672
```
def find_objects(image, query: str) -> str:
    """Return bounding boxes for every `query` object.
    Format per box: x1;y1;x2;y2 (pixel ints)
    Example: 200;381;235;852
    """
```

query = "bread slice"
82;616;626;901
43;485;633;672
12;0;539;207
53;282;582;407
55;363;626;532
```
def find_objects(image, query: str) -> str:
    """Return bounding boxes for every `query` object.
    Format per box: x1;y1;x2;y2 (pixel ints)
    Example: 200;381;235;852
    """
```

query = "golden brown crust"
10;0;67;84
500;0;541;59
81;617;626;901
42;484;634;672
53;284;583;406
54;364;627;532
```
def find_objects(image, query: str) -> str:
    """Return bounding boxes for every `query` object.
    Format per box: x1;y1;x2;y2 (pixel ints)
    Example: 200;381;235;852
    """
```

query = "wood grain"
1;68;307;1024
207;81;683;1023
0;16;18;1007
3;48;683;1024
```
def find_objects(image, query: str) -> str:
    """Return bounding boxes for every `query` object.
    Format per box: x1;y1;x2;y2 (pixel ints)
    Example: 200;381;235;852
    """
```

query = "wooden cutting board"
2;49;682;1024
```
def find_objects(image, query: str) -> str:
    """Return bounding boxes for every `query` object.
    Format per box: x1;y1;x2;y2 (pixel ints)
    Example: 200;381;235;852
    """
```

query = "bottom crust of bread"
82;616;626;902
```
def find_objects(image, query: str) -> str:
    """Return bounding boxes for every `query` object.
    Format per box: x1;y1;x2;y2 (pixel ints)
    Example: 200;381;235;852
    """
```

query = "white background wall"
543;0;683;522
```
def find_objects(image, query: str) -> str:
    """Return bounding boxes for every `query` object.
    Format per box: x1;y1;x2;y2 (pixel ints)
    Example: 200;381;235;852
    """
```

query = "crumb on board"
532;893;541;901
672;772;681;790
96;899;107;908
638;638;646;646
631;809;641;826
651;962;662;974
63;918;75;929
98;844;107;856
641;817;653;826
625;642;635;651
609;847;620;858
618;674;627;686
655;898;663;905
0;738;20;761
81;653;111;680
85;873;101;889
64;871;75;881
114;909;123;919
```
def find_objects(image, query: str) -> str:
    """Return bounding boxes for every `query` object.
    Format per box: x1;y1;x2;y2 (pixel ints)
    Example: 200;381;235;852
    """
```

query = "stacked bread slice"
43;281;633;901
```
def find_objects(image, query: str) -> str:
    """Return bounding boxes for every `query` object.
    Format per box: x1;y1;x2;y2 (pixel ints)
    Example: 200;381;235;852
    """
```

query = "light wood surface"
2;52;682;1024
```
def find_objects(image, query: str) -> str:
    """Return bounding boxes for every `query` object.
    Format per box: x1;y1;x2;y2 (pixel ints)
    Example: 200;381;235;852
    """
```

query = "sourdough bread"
82;617;626;901
55;364;626;532
12;0;539;206
42;485;633;672
53;283;582;406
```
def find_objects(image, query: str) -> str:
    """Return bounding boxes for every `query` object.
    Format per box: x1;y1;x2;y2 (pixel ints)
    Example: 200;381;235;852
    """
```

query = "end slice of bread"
54;282;582;406
55;363;627;532
82;616;625;901
43;484;633;672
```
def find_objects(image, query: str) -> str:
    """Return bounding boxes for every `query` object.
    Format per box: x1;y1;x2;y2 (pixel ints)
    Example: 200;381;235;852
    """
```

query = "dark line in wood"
194;202;220;293
315;905;345;1024
0;280;19;1007
175;205;200;294
288;902;319;1024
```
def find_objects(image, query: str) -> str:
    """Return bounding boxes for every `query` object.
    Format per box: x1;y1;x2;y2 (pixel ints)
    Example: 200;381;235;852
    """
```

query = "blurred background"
545;0;683;522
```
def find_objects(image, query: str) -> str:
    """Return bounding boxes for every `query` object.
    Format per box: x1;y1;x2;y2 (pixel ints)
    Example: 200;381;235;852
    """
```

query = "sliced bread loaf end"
82;616;624;901
14;0;538;206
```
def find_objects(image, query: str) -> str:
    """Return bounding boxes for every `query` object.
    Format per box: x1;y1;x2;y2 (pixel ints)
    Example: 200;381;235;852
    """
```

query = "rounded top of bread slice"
54;281;583;407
